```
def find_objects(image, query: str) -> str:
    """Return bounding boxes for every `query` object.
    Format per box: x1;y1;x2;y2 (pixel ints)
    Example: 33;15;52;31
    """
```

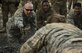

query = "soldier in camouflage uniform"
36;0;54;29
20;23;82;53
66;2;82;30
1;0;20;32
6;2;36;53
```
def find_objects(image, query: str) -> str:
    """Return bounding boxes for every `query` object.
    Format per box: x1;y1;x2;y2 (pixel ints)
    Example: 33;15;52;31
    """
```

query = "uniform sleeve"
66;10;74;25
14;16;24;28
20;27;47;53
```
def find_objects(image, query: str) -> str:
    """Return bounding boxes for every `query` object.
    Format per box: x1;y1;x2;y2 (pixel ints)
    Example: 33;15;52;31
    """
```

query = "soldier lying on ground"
20;23;82;53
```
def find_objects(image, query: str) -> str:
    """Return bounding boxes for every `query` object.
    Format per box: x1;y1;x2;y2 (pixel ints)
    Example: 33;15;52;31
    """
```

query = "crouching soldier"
6;1;37;53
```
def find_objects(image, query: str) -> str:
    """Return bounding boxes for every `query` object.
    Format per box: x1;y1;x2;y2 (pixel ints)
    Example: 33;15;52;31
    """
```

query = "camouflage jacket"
20;23;82;53
66;9;82;30
6;7;37;52
36;7;54;29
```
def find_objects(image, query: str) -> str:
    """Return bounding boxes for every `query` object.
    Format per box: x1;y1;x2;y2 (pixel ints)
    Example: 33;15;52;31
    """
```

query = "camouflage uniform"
0;33;10;53
66;9;82;30
20;23;82;53
36;6;54;29
6;7;37;53
1;0;20;27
